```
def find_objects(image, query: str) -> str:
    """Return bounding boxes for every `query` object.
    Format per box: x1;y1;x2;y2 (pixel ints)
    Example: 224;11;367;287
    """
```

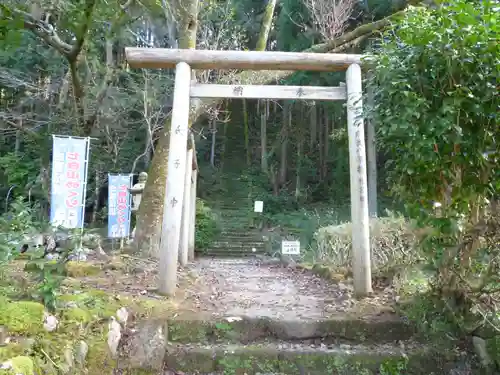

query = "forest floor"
1;253;472;375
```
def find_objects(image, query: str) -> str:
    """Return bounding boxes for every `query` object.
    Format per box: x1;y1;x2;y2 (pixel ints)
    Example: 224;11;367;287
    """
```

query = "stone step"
166;316;416;344
211;241;265;249
215;208;251;212
217;235;265;242
200;249;265;257
214;236;265;242
163;341;445;375
215;207;253;212
220;230;263;237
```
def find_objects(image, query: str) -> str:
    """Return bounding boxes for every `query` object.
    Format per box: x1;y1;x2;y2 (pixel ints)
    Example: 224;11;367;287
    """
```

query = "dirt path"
54;254;398;323
187;257;397;321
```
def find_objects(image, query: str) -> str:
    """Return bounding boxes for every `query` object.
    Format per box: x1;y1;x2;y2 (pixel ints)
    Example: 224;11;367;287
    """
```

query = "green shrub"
195;198;220;251
367;0;499;337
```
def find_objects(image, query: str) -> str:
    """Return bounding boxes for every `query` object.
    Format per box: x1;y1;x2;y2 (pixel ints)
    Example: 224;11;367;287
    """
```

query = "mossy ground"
0;254;196;375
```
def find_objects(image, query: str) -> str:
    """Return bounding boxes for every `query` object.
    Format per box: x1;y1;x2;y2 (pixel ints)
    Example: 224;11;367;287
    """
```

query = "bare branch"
303;0;357;40
68;0;99;61
10;8;72;55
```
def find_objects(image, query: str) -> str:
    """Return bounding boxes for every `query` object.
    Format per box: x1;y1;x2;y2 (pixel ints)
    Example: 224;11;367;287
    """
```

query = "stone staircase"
153;256;463;375
162;316;440;374
201;176;269;256
204;229;266;257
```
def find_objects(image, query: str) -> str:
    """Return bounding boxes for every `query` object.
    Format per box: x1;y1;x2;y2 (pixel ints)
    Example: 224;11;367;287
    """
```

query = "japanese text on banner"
50;136;89;229
108;175;132;238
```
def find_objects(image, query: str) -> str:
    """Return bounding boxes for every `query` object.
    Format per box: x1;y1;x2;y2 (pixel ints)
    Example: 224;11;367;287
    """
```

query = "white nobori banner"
50;135;90;229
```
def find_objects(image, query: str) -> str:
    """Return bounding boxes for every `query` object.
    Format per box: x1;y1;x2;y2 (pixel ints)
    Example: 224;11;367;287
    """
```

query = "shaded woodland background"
0;0;402;234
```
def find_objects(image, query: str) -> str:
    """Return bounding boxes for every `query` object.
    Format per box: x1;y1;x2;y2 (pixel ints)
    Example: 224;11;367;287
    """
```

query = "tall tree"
134;0;279;256
133;0;200;257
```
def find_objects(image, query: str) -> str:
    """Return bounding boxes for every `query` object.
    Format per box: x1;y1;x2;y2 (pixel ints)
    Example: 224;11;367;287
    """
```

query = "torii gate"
125;48;373;297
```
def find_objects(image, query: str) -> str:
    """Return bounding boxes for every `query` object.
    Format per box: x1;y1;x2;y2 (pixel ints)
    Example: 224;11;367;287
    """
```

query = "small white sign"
281;240;300;255
254;200;263;213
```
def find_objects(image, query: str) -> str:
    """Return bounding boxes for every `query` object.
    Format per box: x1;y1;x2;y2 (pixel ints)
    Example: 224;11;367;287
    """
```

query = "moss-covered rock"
0;344;25;362
0;298;44;334
0;356;34;375
65;261;101;277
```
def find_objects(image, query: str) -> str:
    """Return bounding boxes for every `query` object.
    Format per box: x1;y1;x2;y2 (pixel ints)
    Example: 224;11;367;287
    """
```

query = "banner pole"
79;137;91;248
127;174;133;240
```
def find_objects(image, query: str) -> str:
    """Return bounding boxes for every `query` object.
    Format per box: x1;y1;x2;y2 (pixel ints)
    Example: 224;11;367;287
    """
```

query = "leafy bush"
0;197;82;311
314;213;420;272
195;198;220;251
0;152;39;189
0;197;42;263
366;0;499;337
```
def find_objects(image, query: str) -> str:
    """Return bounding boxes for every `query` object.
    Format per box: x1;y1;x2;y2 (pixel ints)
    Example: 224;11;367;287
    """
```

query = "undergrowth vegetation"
195;198;221;251
315;212;420;272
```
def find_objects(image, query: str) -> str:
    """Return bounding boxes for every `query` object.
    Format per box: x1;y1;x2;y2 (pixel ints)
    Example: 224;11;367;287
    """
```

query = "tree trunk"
322;110;329;179
243;99;250;166
14;126;21;156
260;104;268;174
255;0;277;51
137;13;398;253
220;118;229;171
318;106;324;181
280;101;290;186
295;103;304;199
309;102;317;149
134;0;200;257
210;118;216;167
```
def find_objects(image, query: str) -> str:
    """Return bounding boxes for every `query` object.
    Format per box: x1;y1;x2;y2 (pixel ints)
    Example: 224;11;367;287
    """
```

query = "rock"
31;234;44;248
64;301;78;309
116;307;129;325
74;340;88;365
256;254;281;266
225;316;243;323
68;250;88;262
43;312;58;332
472;336;493;367
95;245;110;261
18;338;35;351
82;233;101;249
64;347;74;370
0;325;8;346
45;253;60;261
0;356;35;374
118;320;167;370
107;316;122;358
280;254;297;268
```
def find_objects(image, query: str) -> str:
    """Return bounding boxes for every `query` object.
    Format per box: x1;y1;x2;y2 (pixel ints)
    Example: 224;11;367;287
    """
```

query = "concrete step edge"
164;316;416;344
159;341;446;375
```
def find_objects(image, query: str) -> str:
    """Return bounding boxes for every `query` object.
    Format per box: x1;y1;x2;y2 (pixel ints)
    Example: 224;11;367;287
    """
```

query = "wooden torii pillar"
125;48;374;297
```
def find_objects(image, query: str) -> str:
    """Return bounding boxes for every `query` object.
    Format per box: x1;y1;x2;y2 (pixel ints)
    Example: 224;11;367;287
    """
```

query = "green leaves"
366;0;499;335
367;0;498;209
